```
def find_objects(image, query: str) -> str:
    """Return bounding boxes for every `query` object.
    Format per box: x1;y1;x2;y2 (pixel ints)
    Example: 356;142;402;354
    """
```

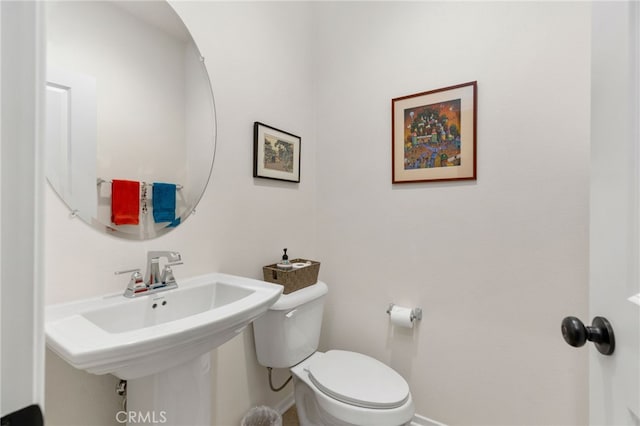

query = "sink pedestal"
127;354;211;426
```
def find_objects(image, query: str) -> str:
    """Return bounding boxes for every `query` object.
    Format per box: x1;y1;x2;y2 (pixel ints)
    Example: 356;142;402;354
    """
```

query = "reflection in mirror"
45;0;216;240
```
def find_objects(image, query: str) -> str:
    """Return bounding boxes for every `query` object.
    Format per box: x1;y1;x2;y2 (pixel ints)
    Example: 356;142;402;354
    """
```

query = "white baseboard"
275;393;446;426
274;392;295;415
411;413;448;426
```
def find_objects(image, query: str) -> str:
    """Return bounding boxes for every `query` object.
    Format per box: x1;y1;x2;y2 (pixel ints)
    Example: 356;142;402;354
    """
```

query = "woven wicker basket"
262;259;320;294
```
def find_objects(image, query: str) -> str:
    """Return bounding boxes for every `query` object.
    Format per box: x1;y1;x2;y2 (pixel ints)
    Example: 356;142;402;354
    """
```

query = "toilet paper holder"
386;303;422;322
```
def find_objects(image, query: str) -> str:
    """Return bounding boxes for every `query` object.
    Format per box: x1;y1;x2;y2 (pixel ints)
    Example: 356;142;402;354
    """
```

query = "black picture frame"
253;122;301;183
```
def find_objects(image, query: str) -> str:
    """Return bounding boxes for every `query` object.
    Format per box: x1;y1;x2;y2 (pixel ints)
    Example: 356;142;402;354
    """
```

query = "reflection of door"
588;3;640;424
45;67;97;220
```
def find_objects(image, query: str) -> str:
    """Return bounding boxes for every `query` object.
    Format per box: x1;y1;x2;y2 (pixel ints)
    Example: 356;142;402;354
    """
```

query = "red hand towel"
111;180;140;225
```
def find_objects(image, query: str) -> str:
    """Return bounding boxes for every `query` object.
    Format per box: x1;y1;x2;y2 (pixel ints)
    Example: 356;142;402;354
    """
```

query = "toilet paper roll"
390;306;414;329
276;263;293;270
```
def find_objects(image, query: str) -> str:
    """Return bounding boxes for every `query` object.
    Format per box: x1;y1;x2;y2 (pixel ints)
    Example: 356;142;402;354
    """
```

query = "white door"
0;1;45;424
587;2;640;424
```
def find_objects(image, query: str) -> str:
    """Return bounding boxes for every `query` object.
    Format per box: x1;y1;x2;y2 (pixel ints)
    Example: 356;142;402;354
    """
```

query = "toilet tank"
253;281;328;368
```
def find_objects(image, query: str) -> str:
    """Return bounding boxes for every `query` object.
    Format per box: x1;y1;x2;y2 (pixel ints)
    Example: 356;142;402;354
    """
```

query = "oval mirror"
45;0;216;240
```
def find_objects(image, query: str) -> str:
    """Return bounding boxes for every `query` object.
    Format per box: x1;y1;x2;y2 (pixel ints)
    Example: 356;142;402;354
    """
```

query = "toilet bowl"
291;351;414;426
252;281;415;426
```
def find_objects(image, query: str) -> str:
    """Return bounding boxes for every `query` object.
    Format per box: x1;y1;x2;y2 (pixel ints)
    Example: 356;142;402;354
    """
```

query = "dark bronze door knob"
561;316;615;355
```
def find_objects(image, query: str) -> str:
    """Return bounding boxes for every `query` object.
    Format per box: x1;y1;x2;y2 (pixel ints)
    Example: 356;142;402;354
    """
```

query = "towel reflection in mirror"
107;179;182;228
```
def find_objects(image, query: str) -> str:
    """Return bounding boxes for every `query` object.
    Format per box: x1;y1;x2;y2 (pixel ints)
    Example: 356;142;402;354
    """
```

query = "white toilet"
253;281;415;426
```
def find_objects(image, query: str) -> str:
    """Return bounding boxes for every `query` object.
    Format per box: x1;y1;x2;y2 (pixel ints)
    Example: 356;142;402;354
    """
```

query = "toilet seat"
307;350;410;409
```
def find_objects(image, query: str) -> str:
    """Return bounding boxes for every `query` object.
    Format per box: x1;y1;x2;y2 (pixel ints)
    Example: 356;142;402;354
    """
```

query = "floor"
282;405;299;426
281;405;420;426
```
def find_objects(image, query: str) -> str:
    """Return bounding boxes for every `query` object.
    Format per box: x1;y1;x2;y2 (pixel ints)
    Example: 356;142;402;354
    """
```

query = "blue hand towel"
152;182;176;223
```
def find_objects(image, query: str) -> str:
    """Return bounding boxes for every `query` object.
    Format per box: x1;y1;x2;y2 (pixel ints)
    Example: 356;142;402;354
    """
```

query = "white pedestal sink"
45;273;283;425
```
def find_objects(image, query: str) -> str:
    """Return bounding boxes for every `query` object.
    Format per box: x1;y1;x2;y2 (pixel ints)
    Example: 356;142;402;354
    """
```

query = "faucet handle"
115;268;142;277
160;262;182;286
117;268;147;297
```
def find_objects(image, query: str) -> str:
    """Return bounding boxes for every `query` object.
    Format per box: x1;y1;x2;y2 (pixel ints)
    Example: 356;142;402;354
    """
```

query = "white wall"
314;2;590;426
44;2;316;425
43;2;591;426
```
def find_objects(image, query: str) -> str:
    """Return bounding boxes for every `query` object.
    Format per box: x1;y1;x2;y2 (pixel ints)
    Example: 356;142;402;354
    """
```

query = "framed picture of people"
392;81;477;183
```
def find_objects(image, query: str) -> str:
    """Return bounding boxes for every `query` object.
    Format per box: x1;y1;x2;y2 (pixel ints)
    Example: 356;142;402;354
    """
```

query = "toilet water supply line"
117;380;127;411
267;367;292;392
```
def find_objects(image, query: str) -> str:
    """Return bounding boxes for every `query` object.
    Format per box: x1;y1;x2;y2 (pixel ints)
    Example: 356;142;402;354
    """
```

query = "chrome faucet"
117;251;182;298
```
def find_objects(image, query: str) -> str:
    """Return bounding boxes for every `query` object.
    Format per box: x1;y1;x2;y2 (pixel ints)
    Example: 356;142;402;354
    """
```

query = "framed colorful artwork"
392;81;477;183
253;122;301;183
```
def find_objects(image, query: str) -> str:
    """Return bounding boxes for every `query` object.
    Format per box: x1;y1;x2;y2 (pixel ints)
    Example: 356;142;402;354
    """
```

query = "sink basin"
45;273;283;379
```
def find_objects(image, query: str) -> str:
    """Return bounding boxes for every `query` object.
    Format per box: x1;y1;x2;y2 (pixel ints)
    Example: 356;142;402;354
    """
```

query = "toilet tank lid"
268;281;328;311
307;350;410;409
